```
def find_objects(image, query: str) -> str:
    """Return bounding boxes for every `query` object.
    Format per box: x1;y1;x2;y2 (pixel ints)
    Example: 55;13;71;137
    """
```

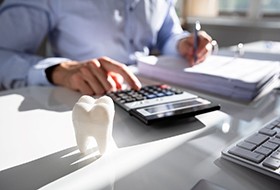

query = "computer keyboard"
222;117;280;180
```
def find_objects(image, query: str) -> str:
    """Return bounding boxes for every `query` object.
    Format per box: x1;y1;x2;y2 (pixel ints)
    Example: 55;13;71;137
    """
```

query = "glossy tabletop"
0;73;280;190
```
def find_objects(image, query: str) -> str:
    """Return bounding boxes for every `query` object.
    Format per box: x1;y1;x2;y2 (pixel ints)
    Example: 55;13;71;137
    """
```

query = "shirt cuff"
162;31;190;57
27;57;71;86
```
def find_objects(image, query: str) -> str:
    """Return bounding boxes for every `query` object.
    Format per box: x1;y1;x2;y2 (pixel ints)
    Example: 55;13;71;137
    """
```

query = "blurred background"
175;0;280;47
1;0;278;50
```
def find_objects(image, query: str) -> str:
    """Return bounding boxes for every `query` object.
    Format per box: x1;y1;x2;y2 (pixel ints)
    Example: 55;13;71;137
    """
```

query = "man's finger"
70;72;94;95
99;57;141;90
109;72;124;90
80;66;105;95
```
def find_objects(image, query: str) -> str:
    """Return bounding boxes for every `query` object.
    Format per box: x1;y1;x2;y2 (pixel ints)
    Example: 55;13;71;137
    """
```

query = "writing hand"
177;31;213;66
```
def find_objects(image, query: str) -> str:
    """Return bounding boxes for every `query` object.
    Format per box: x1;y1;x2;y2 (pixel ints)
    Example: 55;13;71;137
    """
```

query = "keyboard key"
263;157;280;170
265;123;276;129
254;146;273;156
262;141;279;150
245;133;269;145
275;123;280;128
259;128;277;136
228;147;265;163
271;151;280;160
268;137;280;145
237;141;256;150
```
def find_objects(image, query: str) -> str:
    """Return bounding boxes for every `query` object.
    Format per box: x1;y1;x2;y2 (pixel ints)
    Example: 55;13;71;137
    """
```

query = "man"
0;0;213;95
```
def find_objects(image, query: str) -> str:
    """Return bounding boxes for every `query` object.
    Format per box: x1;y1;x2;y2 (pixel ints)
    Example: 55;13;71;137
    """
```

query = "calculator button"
114;97;122;101
164;91;174;96
156;93;165;97
136;97;145;101
124;98;136;103
119;100;126;104
172;87;183;92
146;94;157;99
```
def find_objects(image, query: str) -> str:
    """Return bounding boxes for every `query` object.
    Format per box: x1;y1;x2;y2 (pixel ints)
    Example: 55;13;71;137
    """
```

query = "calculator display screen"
130;97;220;124
142;99;209;115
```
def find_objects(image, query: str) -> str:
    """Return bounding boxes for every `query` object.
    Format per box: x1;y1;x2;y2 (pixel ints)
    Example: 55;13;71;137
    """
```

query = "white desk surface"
0;74;280;190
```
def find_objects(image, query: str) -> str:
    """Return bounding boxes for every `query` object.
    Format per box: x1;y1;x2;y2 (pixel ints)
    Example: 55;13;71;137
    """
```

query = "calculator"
107;84;220;125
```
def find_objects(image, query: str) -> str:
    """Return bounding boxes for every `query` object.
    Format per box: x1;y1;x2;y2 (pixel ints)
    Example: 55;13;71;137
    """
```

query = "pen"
194;21;201;64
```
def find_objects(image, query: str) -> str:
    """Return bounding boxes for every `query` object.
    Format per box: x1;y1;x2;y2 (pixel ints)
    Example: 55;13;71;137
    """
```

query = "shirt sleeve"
0;2;69;90
156;1;190;57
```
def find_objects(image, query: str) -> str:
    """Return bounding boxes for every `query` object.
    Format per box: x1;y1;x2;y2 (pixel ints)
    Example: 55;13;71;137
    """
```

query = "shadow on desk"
0;86;81;112
113;106;208;148
0;146;99;190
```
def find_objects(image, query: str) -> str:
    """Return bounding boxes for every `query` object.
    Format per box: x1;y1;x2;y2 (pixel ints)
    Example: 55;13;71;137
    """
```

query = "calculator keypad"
107;84;198;111
107;84;183;104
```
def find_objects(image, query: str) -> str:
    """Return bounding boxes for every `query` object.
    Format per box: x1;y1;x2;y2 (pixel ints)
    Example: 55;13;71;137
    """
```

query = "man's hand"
51;56;141;95
177;31;213;66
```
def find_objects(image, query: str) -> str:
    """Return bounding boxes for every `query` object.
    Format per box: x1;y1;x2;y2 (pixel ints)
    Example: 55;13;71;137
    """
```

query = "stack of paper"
137;55;280;102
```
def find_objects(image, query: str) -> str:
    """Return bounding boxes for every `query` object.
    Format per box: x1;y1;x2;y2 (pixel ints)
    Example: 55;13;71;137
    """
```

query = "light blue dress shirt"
0;0;189;90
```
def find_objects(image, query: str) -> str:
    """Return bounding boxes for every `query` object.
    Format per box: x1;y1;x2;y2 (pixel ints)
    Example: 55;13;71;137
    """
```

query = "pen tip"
195;21;201;30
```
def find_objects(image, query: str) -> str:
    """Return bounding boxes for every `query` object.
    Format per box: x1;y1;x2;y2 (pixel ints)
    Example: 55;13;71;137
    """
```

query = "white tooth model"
72;95;115;155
